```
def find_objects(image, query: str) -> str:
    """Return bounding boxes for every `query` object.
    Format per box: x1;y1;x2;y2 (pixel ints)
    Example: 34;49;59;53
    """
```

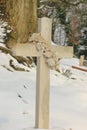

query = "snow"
0;21;87;130
0;51;87;130
0;21;7;44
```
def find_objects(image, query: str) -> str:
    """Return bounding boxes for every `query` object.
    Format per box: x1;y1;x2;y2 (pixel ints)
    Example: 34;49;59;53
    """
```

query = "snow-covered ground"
0;21;87;130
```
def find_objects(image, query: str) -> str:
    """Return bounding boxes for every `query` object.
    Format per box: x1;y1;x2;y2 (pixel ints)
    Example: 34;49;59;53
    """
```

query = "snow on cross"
12;17;73;129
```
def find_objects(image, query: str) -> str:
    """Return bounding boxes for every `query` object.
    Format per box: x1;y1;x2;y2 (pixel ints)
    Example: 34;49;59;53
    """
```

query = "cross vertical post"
35;17;52;129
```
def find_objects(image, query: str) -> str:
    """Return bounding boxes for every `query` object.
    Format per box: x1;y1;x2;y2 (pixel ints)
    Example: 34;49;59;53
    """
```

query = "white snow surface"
0;52;87;130
0;21;87;130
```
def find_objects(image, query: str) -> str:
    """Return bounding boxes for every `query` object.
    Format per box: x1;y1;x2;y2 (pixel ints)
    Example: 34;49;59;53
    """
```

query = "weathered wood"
35;56;50;128
41;17;52;46
79;55;84;66
12;43;42;57
12;17;73;129
12;42;73;59
51;45;73;58
35;17;51;129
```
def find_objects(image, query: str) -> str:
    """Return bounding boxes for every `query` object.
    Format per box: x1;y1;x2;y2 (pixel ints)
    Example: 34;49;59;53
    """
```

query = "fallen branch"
72;65;87;72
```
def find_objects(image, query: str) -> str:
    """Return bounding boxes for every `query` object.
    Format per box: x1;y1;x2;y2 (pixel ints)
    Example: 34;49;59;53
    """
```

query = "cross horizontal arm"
51;45;73;58
12;43;42;57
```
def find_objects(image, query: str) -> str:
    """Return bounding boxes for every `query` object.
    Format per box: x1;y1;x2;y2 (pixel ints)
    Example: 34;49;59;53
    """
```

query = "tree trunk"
17;0;38;43
6;0;38;47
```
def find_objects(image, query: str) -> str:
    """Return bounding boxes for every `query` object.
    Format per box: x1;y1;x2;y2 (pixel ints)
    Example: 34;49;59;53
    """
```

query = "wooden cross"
12;17;73;129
